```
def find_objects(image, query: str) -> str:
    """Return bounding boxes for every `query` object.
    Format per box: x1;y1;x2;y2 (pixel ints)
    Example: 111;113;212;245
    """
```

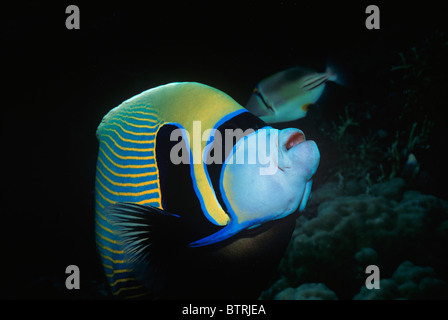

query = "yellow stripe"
122;106;159;114
105;272;128;278
128;104;158;111
128;108;158;115
95;203;108;219
115;113;158;123
96;176;160;197
99;148;156;169
95;186;115;204
118;111;160;123
95;228;117;244
97;166;156;188
95;220;116;237
97;239;124;254
110;278;137;287
113;116;160;129
103;134;154;152
113;285;145;296
95;198;104;209
136;198;162;206
95;203;122;238
102;140;155;160
103;264;114;270
124;292;152;299
105;270;133;278
102;128;154;144
108;122;153;136
99;251;125;264
109;120;157;136
103;264;133;275
98;157;156;178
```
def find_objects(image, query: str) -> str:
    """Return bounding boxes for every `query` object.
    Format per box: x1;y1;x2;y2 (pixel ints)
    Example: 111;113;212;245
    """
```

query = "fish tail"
325;59;349;87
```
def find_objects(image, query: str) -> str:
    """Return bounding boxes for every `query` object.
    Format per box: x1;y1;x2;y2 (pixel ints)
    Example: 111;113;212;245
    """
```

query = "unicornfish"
94;82;320;299
245;66;338;123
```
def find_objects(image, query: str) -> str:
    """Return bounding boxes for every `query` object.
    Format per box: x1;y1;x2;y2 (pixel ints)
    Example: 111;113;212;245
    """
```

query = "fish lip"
277;129;306;172
285;131;305;151
278;136;320;178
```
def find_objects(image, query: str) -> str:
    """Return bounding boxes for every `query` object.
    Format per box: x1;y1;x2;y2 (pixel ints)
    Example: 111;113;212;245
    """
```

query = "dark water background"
2;1;447;299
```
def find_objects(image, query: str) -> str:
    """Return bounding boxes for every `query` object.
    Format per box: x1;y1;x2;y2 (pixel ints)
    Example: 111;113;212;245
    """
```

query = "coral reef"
313;31;447;199
261;178;448;299
274;283;338;300
354;261;446;300
263;31;448;300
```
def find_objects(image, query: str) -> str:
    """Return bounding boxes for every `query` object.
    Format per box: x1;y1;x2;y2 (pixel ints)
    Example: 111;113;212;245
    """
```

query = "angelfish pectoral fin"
105;202;185;293
188;221;249;248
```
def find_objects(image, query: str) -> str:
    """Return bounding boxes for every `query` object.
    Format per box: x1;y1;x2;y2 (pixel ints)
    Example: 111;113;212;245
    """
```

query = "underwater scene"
2;1;448;302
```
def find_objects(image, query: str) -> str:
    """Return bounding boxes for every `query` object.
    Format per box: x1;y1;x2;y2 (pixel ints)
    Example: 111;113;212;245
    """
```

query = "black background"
1;0;447;300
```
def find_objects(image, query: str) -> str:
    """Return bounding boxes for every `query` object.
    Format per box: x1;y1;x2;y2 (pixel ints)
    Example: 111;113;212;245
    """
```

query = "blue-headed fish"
94;82;320;299
245;66;338;123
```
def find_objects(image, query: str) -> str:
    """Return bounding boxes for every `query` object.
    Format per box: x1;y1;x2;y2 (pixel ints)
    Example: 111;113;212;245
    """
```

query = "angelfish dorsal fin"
105;202;184;293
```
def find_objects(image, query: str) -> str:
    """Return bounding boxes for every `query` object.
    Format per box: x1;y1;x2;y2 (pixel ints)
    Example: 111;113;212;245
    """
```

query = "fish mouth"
277;129;319;178
285;131;305;151
276;130;306;172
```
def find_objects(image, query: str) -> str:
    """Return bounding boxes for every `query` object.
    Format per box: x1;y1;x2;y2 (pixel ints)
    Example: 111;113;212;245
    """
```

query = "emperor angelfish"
245;66;337;123
94;82;320;299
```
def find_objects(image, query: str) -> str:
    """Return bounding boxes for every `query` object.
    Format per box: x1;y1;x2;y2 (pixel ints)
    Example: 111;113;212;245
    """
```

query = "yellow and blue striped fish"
94;106;161;299
95;82;320;299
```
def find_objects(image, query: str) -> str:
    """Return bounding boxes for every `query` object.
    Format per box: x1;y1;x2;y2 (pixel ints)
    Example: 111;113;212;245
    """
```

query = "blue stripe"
96;184;160;204
95;185;115;207
98;151;157;176
96;234;122;252
106;124;157;141
202;109;248;225
96;172;159;200
112;116;159;131
101;129;155;149
95;105;162;298
100;139;155;165
114;113;159;125
96;156;158;183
